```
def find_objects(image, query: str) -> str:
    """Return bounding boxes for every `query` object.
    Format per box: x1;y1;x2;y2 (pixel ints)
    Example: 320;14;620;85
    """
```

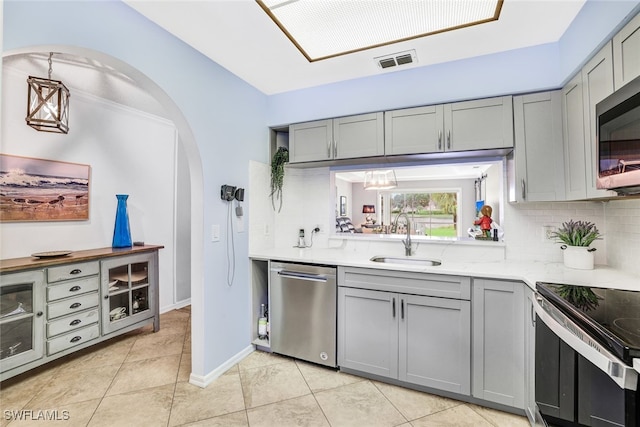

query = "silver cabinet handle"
401;299;405;320
69;285;81;292
327;138;331;158
438;130;442;150
521;179;526;200
70;269;82;275
333;139;337;158
70;302;82;309
530;302;536;327
392;298;396;318
70;336;82;343
447;130;451;149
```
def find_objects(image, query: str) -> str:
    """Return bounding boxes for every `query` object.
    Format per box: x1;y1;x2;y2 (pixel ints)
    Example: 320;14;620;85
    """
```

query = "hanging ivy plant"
270;146;289;212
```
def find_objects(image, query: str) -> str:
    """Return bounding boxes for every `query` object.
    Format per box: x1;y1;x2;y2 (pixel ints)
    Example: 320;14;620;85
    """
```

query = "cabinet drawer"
47;308;99;338
47;292;99;320
339;267;471;300
47;261;99;283
47;324;99;355
47;276;99;302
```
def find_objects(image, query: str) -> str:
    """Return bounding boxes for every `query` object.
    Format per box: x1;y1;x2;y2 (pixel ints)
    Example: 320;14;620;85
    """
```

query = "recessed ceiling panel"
258;0;502;61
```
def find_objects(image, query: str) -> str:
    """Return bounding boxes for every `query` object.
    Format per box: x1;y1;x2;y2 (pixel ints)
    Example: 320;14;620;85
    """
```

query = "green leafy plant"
270;146;289;213
557;285;600;311
551;220;602;247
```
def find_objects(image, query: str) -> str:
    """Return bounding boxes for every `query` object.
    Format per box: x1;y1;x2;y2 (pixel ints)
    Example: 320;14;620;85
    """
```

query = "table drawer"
47;324;99;355
47;292;99;320
47;308;99;338
47;276;99;302
47;261;99;283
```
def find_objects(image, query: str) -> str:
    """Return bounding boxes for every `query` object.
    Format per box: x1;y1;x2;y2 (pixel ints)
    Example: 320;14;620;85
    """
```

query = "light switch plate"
212;224;220;242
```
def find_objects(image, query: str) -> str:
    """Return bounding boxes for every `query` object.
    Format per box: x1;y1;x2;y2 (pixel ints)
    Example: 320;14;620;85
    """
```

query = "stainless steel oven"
534;282;640;427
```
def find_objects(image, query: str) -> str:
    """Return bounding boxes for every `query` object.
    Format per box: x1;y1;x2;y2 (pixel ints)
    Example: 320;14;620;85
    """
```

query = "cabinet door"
337;287;398;378
613;11;640;90
472;279;525;408
101;252;157;335
582;42;618;199
384;105;444;155
289;119;333;163
562;73;588;200
399;294;470;394
0;270;45;372
444;96;514;152
513;91;565;202
334;112;384;159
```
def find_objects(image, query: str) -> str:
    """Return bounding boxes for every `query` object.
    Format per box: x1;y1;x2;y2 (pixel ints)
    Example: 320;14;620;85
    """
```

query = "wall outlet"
543;225;556;241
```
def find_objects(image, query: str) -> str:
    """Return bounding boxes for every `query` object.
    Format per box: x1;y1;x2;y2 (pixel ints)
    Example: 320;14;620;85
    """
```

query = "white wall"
1;66;178;310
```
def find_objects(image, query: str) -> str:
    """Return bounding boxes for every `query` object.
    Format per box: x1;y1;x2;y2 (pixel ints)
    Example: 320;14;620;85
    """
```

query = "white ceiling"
123;0;586;95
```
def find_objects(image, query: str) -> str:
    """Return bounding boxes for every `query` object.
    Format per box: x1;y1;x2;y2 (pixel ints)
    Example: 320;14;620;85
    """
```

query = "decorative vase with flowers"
551;220;602;270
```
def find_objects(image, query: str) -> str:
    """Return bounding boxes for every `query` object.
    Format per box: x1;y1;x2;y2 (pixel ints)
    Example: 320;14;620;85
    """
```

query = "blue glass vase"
112;194;132;248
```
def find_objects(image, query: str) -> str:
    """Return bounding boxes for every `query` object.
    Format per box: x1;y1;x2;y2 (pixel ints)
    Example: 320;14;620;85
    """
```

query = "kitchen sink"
370;256;441;266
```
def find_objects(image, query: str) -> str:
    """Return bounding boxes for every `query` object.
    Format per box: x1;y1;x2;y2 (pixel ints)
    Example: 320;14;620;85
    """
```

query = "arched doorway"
1;46;205;379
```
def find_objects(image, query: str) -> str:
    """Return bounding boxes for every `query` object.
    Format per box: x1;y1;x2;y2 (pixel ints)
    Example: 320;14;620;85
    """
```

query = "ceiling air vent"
374;50;417;70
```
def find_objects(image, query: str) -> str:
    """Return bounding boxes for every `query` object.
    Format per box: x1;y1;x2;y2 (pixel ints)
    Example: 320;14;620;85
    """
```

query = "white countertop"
250;247;640;292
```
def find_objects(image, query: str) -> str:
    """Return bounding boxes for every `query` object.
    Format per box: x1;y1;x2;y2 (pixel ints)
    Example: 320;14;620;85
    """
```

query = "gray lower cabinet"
338;267;471;395
472;278;525;409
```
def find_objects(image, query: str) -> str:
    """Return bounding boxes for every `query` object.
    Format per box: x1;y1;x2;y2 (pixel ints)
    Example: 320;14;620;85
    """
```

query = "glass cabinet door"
0;270;45;372
101;253;156;334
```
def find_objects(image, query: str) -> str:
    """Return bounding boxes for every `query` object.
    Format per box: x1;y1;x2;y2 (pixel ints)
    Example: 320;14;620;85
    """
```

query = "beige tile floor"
1;307;530;427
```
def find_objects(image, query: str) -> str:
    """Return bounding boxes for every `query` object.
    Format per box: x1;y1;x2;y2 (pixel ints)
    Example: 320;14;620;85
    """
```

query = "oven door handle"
534;294;638;391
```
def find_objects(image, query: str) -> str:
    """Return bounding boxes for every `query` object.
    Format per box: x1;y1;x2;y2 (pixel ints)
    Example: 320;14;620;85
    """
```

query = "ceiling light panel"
258;0;502;61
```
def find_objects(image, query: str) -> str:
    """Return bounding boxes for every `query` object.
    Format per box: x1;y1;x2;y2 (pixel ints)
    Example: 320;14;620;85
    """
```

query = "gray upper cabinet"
581;43;618;199
384;96;513;156
613;11;640;90
289;112;383;163
444;96;514;152
288;119;333;163
472;278;525;409
334;113;384;159
512;91;565;202
384;105;444;155
562;73;588;200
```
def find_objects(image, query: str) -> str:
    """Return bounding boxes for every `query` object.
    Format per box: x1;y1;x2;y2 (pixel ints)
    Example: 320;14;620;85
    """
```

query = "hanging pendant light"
26;53;70;134
364;170;397;190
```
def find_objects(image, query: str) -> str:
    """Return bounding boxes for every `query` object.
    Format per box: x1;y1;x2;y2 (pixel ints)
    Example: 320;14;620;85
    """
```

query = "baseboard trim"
160;298;191;314
189;345;254;388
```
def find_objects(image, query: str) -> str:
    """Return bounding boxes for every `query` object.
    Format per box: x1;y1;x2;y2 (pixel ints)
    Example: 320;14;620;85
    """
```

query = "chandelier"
363;170;397;190
26;53;70;134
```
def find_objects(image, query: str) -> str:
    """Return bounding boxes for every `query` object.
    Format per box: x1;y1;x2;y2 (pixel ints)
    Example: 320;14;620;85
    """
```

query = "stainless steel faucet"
394;213;412;256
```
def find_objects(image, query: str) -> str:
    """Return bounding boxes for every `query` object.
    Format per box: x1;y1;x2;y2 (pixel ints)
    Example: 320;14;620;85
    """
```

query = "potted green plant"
551;220;602;270
270;146;289;213
557;284;600;311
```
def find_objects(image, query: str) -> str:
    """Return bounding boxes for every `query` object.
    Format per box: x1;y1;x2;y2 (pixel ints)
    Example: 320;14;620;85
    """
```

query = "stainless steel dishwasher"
270;261;337;367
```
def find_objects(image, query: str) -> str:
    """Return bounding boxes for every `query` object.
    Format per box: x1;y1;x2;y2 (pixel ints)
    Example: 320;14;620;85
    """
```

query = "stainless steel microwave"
596;74;640;195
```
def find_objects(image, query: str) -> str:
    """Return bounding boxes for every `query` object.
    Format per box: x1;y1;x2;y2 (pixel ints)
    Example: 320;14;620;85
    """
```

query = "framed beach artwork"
0;154;90;222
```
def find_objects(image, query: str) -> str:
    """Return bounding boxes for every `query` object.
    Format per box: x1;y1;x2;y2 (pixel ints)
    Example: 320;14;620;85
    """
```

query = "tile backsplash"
604;198;640;275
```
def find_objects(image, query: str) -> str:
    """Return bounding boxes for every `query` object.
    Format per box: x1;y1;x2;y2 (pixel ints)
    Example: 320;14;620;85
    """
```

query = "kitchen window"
380;190;460;237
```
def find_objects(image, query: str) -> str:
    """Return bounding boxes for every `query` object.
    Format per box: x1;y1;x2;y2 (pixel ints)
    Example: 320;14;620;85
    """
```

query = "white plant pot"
561;245;595;270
